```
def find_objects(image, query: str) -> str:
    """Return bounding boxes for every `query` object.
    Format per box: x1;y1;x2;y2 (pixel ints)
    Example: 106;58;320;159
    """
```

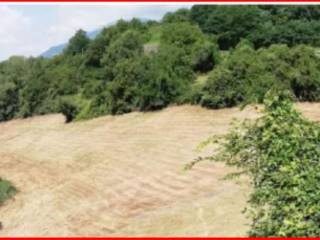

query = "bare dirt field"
1;103;319;237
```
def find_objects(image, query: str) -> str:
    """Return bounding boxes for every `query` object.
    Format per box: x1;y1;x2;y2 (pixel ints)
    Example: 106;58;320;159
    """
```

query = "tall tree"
64;29;90;56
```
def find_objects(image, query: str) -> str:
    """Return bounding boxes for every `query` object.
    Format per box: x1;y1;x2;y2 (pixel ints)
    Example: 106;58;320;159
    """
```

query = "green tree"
101;30;143;80
161;22;219;72
17;57;54;117
162;8;190;23
64;29;90;56
190;5;264;49
0;56;28;121
138;45;194;111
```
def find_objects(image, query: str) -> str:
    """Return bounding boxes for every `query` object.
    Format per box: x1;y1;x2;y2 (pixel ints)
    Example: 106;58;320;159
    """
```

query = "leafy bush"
192;91;320;236
199;43;262;108
0;178;16;205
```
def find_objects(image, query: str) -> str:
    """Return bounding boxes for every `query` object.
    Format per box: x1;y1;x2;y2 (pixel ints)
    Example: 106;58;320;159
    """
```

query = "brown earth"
0;103;319;237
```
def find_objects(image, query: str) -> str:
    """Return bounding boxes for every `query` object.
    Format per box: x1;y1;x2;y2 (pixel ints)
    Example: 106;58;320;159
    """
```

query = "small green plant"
0;178;16;205
190;91;320;237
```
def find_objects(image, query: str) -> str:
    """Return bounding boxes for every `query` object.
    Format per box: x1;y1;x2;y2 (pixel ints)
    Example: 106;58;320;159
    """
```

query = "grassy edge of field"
0;178;16;230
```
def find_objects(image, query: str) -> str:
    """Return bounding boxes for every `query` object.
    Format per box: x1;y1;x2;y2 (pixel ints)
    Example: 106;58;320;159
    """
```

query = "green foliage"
64;29;90;56
191;38;220;72
200;67;244;108
17;58;55;117
249;20;320;49
161;22;219;73
137;45;195;111
85;18;150;68
101;30;143;80
162;8;191;24
190;5;320;49
181;75;208;104
190;5;264;49
200;43;320;109
58;96;85;123
146;25;162;44
0;56;28;121
193;92;320;236
259;5;320;21
0;82;19;121
80;22;200;118
103;57;144;114
0;178;16;205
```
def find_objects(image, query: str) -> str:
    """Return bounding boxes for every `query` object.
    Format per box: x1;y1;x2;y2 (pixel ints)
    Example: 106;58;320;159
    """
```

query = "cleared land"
0;103;319;237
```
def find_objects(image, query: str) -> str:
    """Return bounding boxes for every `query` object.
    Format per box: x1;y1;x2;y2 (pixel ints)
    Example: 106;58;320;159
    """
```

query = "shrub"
199;43;255;108
200;67;244;109
0;178;16;205
192;91;320;236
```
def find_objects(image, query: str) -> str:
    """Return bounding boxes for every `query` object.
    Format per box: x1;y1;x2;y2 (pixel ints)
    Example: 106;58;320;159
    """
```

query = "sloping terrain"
1;103;319;237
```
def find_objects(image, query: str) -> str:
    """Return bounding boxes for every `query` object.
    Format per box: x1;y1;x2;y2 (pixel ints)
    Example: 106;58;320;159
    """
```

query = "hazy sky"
0;4;192;61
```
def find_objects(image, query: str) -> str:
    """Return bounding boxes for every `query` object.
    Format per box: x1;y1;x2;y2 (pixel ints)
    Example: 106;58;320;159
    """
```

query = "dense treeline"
1;5;320;123
190;5;320;49
198;42;320;108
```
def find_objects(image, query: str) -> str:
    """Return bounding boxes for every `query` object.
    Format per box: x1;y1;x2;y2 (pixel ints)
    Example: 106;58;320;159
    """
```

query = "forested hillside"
1;5;320;123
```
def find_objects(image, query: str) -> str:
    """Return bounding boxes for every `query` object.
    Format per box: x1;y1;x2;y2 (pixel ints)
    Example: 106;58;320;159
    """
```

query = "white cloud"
0;6;34;60
0;4;192;61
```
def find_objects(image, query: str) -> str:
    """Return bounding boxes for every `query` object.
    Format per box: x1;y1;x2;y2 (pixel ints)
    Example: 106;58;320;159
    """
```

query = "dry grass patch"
0;103;319;236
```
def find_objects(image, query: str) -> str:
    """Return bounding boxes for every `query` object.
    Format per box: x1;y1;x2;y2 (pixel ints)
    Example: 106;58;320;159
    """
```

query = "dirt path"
1;103;318;237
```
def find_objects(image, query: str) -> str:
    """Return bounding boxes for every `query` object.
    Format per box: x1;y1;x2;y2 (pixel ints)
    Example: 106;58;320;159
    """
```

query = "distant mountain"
41;44;67;59
40;29;102;58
